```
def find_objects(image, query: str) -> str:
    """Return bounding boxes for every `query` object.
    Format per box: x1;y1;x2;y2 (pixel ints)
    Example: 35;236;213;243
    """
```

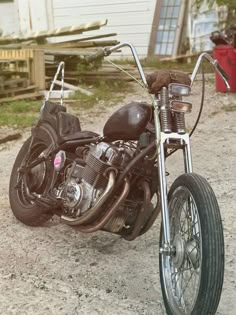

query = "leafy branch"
194;0;236;27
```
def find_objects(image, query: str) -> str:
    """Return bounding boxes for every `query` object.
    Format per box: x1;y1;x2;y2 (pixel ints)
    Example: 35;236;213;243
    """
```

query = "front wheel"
159;173;224;315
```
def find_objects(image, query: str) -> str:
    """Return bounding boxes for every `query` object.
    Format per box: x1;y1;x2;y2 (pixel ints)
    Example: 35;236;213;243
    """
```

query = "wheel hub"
186;239;199;269
172;234;185;269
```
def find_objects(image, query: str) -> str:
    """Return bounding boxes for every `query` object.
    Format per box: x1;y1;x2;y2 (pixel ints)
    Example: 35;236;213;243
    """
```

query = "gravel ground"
0;78;235;315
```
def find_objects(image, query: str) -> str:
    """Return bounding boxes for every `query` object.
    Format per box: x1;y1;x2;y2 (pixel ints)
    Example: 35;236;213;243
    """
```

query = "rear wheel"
9;127;56;226
159;173;224;315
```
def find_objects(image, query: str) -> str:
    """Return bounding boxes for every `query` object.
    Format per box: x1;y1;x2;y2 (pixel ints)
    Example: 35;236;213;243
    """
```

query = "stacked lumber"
0;20;109;44
0;19;120;102
45;62;140;84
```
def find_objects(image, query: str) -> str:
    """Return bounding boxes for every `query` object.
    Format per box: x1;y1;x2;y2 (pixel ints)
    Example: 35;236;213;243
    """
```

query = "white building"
0;0;222;58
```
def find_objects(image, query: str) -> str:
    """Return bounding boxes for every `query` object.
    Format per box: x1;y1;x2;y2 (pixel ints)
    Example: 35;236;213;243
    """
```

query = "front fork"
157;132;193;254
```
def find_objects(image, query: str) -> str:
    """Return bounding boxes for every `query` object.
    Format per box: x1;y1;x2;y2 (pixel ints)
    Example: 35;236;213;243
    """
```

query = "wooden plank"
0;41;34;49
31;50;45;90
0;133;22;144
0;92;42;103
44;49;99;56
159;51;212;62
0;20;108;44
4;78;28;86
0;85;37;96
0;35;117;49
48;33;117;45
34;40;119;49
54;80;93;96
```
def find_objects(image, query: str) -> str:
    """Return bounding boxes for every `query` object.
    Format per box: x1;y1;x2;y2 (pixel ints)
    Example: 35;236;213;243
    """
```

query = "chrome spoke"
161;186;202;314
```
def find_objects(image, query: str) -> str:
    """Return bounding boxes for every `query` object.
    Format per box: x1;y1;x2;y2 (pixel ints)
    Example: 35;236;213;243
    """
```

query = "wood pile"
45;61;140;85
0;19;130;102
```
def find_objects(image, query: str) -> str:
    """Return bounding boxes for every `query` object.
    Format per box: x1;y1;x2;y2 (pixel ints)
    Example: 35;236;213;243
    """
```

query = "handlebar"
85;43;230;91
190;52;230;90
84;49;106;62
215;62;230;81
84;42;148;88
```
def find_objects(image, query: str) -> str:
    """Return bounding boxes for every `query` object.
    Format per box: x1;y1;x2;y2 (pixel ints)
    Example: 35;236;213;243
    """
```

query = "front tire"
159;173;224;315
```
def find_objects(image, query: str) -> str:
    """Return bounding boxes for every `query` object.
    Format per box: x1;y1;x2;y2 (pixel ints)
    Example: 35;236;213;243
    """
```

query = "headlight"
169;83;191;96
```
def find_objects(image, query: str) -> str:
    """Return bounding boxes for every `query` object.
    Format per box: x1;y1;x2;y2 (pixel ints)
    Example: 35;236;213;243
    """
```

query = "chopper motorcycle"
9;42;229;315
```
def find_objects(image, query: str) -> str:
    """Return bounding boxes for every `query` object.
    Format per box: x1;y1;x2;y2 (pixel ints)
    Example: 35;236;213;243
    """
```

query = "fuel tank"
103;102;152;141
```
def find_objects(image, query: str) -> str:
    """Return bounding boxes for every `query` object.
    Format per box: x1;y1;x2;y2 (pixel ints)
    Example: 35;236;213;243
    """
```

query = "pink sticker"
54;156;62;168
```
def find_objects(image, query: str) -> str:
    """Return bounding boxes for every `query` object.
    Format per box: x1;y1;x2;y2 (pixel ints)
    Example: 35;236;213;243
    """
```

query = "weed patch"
222;104;236;112
70;80;130;110
0;81;131;127
0;100;40;127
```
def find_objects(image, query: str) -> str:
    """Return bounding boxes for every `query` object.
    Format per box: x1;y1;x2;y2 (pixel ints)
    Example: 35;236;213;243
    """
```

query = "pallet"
0;49;45;91
0;78;29;91
0;85;37;97
0;91;43;103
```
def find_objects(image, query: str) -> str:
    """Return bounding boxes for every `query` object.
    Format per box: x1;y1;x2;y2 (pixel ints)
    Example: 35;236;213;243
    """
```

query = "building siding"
52;0;156;58
0;2;18;36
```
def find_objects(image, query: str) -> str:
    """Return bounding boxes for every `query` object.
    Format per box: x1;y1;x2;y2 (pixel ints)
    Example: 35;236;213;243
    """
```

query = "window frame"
148;0;186;58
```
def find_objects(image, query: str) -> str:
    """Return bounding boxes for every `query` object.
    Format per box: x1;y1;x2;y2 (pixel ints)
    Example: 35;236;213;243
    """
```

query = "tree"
216;0;236;27
194;0;236;27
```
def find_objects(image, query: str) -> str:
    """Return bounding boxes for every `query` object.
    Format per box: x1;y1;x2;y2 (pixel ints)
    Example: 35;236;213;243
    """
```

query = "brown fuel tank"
103;102;152;141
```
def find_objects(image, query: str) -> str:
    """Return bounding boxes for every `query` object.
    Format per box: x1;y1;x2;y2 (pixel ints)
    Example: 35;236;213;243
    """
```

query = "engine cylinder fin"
83;151;111;187
85;152;109;173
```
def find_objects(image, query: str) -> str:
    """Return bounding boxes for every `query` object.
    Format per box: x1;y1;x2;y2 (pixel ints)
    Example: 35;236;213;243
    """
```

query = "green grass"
0;100;41;127
0;81;130;127
70;80;130;110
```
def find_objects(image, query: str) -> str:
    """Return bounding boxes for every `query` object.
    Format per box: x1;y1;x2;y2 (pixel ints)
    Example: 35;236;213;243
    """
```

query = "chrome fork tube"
182;135;193;173
154;88;171;248
158;133;171;246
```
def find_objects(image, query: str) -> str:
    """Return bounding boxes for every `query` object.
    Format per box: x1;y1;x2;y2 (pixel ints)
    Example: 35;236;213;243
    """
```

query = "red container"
213;45;236;92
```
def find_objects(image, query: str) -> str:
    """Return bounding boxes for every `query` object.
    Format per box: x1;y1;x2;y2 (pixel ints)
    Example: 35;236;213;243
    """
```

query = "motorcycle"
9;42;229;314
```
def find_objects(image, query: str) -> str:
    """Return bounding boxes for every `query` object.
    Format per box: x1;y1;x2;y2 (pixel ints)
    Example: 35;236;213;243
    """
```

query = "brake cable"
166;63;205;157
189;63;205;137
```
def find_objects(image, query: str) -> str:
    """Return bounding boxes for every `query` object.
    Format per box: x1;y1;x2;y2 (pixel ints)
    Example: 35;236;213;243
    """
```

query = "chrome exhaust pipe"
61;171;116;226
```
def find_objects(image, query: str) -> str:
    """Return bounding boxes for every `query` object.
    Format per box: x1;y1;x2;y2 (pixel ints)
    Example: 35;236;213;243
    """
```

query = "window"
154;1;182;56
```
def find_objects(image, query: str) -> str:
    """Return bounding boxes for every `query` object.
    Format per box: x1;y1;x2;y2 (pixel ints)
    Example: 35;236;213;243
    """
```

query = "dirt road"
0;79;235;315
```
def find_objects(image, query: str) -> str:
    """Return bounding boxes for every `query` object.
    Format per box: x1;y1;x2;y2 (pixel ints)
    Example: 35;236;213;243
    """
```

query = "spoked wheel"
159;173;224;315
9;132;56;226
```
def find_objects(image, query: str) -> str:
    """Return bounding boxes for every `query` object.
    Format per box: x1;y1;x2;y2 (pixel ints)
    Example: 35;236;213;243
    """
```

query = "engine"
56;142;133;218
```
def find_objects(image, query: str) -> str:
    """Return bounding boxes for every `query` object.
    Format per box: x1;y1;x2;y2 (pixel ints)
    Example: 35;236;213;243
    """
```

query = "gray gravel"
0;79;235;315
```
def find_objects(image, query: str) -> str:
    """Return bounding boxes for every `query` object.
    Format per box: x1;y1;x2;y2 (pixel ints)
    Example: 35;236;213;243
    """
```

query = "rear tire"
9;125;57;226
159;173;224;315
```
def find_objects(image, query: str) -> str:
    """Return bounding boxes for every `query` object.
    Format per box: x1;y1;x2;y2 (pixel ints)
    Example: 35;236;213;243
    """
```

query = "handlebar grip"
85;50;105;62
216;62;230;81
